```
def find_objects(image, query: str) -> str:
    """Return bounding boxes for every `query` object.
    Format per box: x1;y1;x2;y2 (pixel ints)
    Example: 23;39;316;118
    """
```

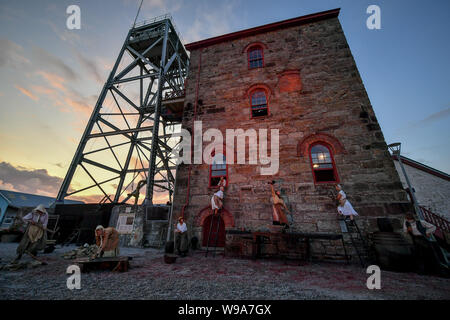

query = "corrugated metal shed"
0;189;83;209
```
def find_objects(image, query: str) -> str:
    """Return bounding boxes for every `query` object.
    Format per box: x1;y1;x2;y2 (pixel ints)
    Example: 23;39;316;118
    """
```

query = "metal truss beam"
56;16;188;205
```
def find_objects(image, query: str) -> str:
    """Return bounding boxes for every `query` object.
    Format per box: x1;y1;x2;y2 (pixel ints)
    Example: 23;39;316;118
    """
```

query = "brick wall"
172;15;411;255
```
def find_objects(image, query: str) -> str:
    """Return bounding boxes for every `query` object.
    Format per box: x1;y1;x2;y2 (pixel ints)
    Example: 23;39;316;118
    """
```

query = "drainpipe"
180;48;202;220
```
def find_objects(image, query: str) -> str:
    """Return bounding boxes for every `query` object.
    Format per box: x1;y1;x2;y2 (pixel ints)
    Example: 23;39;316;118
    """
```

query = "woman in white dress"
335;184;358;222
211;177;226;215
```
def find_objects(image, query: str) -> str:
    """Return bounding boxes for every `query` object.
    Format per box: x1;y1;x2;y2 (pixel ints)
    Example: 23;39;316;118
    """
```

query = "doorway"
202;214;225;247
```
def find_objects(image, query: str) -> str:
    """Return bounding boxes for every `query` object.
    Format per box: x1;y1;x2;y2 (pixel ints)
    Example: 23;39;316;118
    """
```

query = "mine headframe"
56;15;189;205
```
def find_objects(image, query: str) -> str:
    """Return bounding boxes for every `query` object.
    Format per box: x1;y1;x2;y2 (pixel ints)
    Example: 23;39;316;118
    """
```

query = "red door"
202;215;225;247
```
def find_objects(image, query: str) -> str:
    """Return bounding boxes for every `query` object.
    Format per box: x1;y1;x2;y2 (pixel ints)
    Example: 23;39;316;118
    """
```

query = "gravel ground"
0;243;449;300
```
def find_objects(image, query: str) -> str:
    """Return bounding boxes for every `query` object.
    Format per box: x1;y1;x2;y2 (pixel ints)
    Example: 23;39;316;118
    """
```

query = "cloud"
412;107;450;127
74;51;104;84
33;70;95;116
15;85;39;101
36;71;67;92
0;38;30;68
63;97;92;114
31;46;78;81
0;161;63;197
183;2;236;43
45;20;81;45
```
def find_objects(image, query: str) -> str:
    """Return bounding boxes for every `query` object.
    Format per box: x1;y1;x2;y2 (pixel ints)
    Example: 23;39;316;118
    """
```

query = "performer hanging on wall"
335;184;358;223
269;181;290;228
211;176;226;215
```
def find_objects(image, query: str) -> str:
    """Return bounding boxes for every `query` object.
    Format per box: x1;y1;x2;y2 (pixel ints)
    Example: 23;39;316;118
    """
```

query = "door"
202;214;226;247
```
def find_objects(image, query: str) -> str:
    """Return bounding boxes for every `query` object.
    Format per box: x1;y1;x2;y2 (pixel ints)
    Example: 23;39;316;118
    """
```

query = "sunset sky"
0;0;449;203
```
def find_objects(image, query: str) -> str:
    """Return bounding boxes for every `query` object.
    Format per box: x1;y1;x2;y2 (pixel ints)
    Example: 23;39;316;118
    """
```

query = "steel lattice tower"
56;15;188;205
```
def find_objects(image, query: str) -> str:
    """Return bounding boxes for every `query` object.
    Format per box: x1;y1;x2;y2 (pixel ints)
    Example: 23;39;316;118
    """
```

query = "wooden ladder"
205;211;222;258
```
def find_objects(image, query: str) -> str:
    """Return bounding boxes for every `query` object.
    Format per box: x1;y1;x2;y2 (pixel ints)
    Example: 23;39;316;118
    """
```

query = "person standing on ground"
13;204;49;263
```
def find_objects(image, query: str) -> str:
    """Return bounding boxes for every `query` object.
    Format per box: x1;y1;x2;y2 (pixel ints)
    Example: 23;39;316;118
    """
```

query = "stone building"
392;155;450;221
171;8;411;256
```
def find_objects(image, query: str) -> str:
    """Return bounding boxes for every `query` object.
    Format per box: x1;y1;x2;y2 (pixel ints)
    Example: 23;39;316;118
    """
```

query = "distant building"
0;190;83;229
392;156;450;220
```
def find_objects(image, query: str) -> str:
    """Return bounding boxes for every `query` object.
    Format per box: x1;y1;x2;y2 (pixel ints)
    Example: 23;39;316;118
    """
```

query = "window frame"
209;151;228;188
249;89;269;119
308;142;339;184
247;45;264;69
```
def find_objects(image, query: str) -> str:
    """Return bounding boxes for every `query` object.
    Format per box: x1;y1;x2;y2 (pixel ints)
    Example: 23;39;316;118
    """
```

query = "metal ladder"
339;218;370;267
205;211;222;257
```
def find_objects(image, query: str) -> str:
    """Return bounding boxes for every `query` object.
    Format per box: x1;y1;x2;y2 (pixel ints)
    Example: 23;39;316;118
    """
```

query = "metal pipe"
180;48;202;219
397;155;424;220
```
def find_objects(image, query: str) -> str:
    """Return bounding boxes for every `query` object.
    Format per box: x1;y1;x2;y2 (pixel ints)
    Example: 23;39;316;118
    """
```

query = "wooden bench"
74;256;132;272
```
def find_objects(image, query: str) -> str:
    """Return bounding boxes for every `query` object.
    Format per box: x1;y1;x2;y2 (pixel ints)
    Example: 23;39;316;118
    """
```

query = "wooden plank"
75;256;131;273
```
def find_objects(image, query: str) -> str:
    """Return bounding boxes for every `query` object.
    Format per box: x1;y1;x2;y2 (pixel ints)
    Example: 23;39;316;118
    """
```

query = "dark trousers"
174;232;188;255
412;236;443;274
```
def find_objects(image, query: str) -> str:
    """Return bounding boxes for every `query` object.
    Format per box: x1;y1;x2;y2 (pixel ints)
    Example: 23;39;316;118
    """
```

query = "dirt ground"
0;243;449;300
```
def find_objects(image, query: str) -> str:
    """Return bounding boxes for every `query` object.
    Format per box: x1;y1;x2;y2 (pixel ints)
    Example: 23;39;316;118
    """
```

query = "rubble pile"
62;244;98;259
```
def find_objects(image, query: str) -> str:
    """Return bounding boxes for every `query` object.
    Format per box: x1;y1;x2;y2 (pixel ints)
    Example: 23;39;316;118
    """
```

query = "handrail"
133;14;186;49
421;206;450;233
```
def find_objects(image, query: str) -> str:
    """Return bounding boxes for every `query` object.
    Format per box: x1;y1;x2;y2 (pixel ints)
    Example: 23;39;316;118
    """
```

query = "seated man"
403;213;444;274
13;204;49;262
95;225;120;258
174;217;188;257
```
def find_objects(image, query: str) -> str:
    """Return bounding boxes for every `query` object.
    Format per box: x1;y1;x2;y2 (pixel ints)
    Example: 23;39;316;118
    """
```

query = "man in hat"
174;216;188;257
13;204;49;262
94;225;120;258
402;213;446;274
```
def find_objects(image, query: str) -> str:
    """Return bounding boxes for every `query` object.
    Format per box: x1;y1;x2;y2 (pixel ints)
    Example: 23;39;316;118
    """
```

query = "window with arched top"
309;143;338;183
210;153;228;187
247;46;264;69
250;90;268;118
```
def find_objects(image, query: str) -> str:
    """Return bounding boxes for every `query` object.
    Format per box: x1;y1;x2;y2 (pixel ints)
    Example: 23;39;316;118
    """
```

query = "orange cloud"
15;85;38;101
64;97;91;115
36;71;67;92
31;85;57;96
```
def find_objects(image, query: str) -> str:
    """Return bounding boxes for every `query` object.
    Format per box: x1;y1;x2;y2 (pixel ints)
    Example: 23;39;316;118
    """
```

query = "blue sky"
0;0;449;199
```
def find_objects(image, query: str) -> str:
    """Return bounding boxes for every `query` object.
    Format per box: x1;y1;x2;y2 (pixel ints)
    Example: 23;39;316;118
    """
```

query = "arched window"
247;46;264;69
309;143;338;183
210;153;227;187
250;90;268;118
